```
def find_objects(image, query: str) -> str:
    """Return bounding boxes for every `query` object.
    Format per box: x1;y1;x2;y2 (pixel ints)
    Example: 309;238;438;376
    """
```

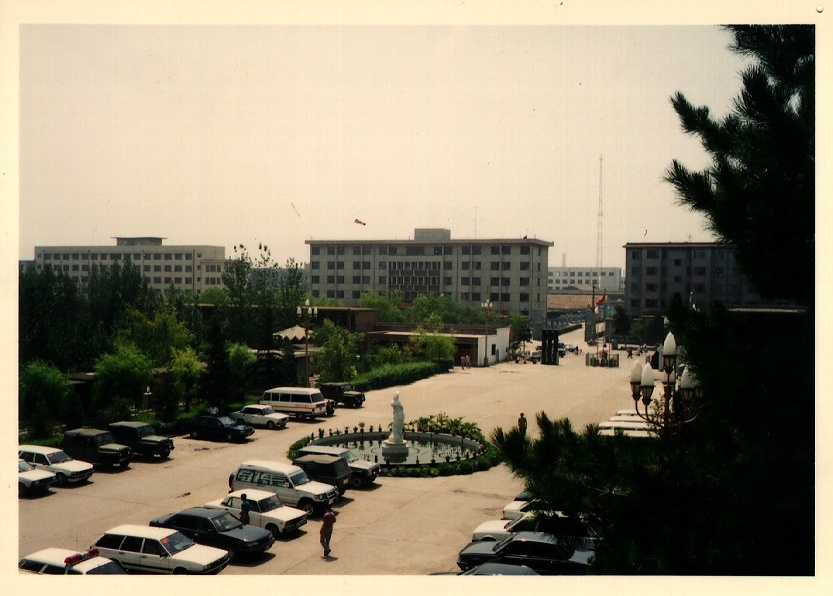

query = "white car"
18;459;57;497
19;547;126;575
18;444;95;485
205;489;308;537
502;499;537;521
91;524;229;574
229;404;289;429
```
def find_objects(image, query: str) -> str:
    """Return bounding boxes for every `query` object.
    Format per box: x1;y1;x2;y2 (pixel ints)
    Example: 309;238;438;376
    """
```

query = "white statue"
390;392;405;444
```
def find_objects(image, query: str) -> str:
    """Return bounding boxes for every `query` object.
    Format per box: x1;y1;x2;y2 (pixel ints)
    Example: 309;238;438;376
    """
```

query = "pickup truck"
319;382;366;408
59;428;132;469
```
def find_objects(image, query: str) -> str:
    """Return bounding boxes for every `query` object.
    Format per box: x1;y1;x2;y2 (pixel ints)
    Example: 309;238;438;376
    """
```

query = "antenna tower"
596;155;603;269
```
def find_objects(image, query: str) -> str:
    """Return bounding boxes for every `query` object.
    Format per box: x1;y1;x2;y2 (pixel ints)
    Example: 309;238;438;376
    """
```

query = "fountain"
305;392;486;469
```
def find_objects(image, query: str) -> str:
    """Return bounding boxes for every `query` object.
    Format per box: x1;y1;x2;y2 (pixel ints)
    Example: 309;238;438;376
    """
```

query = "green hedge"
351;361;441;392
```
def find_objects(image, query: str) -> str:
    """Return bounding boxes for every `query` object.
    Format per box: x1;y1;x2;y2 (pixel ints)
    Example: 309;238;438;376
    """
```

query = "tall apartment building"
306;228;552;315
624;242;785;318
30;237;226;295
547;266;622;292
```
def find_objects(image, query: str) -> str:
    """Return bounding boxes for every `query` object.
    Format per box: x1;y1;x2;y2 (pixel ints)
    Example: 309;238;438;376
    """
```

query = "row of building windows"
311;244;538;257
550;271;615;277
310;274;535;287
311;260;540;272
313;288;538;303
40;252;202;261
630;249;722;260
46;263;200;273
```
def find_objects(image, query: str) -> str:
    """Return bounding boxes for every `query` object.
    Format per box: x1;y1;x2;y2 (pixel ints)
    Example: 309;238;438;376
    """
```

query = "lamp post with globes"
297;299;318;387
629;331;701;438
481;299;493;367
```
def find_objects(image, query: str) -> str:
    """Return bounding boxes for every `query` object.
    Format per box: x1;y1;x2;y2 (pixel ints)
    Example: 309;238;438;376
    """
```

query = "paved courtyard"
17;327;639;576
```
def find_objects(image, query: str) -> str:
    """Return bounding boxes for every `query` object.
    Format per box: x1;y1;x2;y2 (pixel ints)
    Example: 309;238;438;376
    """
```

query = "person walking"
320;505;336;557
239;493;251;525
518;413;528;436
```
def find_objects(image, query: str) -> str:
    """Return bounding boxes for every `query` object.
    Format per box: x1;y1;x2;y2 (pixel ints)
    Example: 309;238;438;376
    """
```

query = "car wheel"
190;430;198;439
56;473;68;486
266;523;280;537
299;500;315;516
266;420;276;430
350;476;363;489
159;448;171;459
172;567;188;575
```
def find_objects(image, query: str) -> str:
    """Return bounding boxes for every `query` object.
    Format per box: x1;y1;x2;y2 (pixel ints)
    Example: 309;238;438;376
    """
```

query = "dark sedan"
457;531;592;575
150;507;274;559
188;416;254;442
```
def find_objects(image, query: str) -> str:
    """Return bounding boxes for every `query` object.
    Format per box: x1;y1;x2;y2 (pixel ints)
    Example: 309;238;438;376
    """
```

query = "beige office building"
31;237;225;295
306;228;552;315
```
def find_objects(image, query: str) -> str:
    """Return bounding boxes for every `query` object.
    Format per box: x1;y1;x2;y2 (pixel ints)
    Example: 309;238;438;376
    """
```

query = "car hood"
472;519;512;537
259;505;307;523
98;443;131;453
53;460;94;474
141;435;173;444
302;479;338;496
172;543;229;565
349;459;379;472
222;525;273;543
263;413;288;420
459;540;502;558
19;469;55;482
225;423;253;432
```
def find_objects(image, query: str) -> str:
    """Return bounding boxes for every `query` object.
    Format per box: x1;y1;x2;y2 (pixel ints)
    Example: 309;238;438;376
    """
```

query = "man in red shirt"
320;505;336;557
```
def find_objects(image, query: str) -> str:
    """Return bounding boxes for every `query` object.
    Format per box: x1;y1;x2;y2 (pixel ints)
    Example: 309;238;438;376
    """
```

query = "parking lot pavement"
18;327;638;575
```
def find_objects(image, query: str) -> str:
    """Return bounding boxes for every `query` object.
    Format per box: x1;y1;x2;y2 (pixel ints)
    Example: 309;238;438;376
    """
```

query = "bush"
352;361;439;392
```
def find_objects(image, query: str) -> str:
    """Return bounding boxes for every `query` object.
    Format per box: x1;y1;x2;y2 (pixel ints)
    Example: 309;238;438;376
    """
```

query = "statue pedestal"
381;439;409;456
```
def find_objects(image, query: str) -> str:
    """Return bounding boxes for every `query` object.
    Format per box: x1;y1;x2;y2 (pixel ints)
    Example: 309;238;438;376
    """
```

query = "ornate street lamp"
481;299;493;367
629;331;700;438
297;299;318;387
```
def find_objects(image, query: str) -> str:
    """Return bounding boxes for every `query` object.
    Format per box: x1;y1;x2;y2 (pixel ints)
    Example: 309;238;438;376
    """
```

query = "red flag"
596;291;607;306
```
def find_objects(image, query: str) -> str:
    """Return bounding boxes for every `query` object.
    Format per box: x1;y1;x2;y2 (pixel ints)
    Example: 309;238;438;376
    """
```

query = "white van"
231;460;339;515
260;387;328;420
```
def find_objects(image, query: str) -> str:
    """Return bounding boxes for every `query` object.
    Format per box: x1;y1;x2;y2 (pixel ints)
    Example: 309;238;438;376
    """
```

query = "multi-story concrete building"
306;228;552;315
30;237;226;295
547;266;622;292
624;241;787;318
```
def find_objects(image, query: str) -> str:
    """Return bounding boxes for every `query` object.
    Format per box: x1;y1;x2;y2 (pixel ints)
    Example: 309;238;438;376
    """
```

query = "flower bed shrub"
351;361;440;392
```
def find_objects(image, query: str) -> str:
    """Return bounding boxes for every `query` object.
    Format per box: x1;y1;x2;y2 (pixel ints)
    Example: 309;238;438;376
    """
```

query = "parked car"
291;453;353;496
502;499;538;520
18;459;58;497
296;445;380;488
460;562;539;576
319;382;366;408
91;524;229;574
107;421;175;458
187;415;254;442
59;428;132;469
18;445;94;485
557;342;567;358
260;387;329;420
19;548;126;575
456;531;593;575
473;510;597;549
150;507;275;559
228;404;289;429
232;460;340;515
529;350;542;364
204;489;308;537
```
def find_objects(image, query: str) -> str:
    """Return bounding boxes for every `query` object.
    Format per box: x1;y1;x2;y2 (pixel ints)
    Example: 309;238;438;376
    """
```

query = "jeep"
59;428;132;469
108;421;174;459
319;382;366;408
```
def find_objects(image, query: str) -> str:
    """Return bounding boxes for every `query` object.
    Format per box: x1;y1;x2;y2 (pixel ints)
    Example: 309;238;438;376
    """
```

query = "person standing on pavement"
320;505;336;557
518;413;528;436
239;494;251;525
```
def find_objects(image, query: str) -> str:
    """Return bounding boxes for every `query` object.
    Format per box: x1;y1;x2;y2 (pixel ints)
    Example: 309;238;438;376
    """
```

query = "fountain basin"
309;431;484;467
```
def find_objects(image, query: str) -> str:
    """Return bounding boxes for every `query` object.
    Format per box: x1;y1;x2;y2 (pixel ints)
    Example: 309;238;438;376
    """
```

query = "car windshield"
47;451;72;464
217;416;235;426
310;392;325;403
18;460;34;472
257;494;284;512
342;385;353;391
288;470;310;486
495;535;515;551
161;532;195;555
210;512;243;532
136;425;154;437
342;450;357;463
86;560;127;575
260;406;275;414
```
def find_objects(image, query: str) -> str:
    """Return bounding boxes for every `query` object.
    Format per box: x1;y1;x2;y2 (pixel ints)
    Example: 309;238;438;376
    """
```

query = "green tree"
227;342;257;402
666;25;813;306
200;314;231;409
92;346;153;420
168;347;204;416
408;324;456;362
115;308;193;367
360;290;406;322
19;361;71;439
612;305;631;342
317;319;363;383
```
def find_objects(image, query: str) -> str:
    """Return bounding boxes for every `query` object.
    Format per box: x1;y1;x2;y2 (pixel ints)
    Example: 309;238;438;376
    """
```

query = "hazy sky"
17;24;750;269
